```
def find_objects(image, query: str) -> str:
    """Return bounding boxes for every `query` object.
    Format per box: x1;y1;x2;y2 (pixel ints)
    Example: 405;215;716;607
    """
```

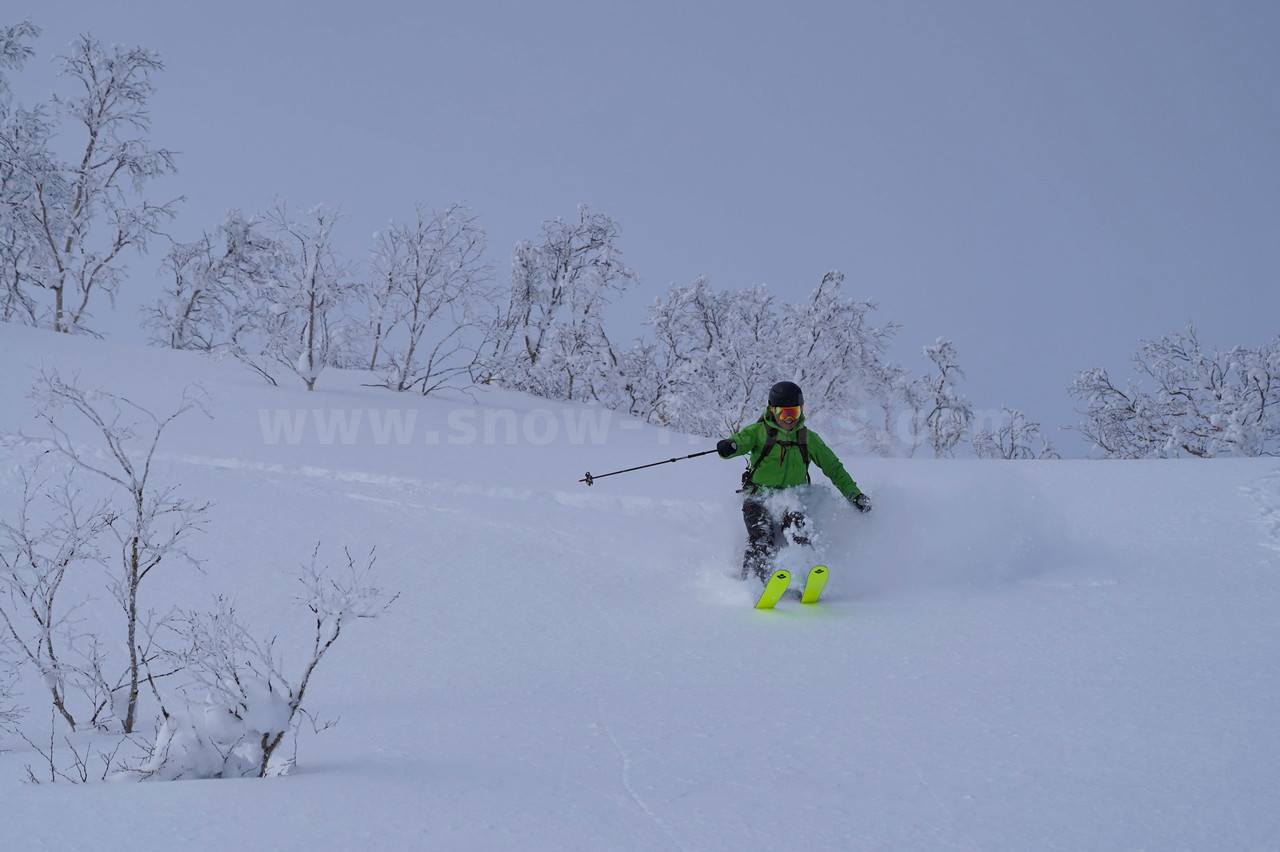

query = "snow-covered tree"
1069;365;1167;459
32;370;209;733
623;270;906;443
1070;325;1280;458
0;456;113;731
917;338;973;458
634;277;783;435
0;30;179;334
130;546;397;780
363;203;494;394
486;206;638;402
893;371;932;458
972;408;1059;459
0;21;48;326
265;202;353;390
786;272;898;404
146;203;354;390
782;270;903;451
144;211;288;354
0;21;36;103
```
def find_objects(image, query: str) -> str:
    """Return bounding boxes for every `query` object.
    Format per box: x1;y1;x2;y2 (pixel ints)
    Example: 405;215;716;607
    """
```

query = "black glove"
850;492;872;514
716;439;738;458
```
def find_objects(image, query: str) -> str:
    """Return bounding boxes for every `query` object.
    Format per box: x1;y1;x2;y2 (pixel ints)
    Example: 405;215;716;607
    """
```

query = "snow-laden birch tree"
782;270;903;450
143;211;288;355
0;21;35;101
625;271;906;444
1070;325;1280;458
634;277;783;435
364;203;494;394
265;202;353;390
0;21;48;326
916;338;973;458
32;370;209;733
891;369;932;458
0;29;179;334
0;457;113;731
972;408;1060;459
486;206;638;402
145;203;353;390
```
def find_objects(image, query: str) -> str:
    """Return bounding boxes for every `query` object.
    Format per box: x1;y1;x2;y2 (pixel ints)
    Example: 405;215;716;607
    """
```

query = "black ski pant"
741;494;810;583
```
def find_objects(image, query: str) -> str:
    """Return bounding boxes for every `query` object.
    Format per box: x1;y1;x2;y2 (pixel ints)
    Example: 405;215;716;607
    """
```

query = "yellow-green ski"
754;569;791;609
801;565;829;604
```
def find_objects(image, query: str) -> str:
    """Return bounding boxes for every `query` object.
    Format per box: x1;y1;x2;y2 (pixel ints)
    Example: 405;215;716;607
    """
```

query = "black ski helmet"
768;381;804;408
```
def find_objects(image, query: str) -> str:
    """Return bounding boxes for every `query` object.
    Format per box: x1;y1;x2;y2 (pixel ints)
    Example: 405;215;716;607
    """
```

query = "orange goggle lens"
773;406;801;420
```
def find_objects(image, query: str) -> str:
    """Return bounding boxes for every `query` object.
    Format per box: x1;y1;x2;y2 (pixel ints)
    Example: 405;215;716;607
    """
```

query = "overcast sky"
11;1;1280;454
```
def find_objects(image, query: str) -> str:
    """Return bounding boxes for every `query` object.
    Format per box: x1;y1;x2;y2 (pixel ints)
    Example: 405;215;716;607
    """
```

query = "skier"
716;381;871;584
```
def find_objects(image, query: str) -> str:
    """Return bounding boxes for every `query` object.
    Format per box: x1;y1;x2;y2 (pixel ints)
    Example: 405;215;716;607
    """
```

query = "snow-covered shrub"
973;408;1059;460
134;674;293;781
125;547;396;781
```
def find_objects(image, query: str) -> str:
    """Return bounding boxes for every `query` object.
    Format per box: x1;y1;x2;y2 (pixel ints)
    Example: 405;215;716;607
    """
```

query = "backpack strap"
783;426;811;483
740;424;810;492
793;427;811;473
740;424;778;492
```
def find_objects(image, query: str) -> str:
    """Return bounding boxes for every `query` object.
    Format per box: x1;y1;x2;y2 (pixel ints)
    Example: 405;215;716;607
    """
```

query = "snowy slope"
1;322;1278;852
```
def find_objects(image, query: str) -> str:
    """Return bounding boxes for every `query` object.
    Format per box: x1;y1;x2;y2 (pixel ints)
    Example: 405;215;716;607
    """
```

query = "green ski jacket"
726;410;863;498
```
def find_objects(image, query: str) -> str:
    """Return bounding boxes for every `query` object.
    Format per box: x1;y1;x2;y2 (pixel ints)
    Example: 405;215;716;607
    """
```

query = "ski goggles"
772;406;802;421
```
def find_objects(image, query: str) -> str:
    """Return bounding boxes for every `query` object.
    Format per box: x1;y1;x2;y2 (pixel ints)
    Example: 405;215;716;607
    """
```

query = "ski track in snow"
160;450;722;517
595;699;690;852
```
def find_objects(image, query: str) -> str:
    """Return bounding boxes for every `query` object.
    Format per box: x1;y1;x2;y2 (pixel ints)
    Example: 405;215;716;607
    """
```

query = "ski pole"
580;448;718;485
